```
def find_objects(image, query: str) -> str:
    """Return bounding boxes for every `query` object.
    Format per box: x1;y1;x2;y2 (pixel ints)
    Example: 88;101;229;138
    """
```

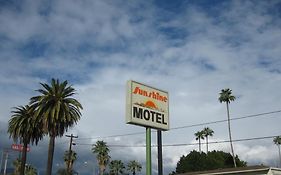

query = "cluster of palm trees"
92;140;142;175
7;78;83;175
194;127;214;153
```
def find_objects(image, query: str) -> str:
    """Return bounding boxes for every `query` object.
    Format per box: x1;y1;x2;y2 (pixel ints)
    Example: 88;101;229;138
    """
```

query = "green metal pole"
146;127;152;175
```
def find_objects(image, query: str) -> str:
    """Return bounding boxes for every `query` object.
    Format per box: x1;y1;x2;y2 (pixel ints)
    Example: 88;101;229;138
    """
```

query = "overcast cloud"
0;0;281;174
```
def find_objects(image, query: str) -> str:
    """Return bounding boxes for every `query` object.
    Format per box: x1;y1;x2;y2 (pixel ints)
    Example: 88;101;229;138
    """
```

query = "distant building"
177;165;281;175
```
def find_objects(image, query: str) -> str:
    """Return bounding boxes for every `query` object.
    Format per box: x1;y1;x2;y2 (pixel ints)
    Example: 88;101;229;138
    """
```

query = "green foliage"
174;150;247;174
25;164;37;175
8;105;44;145
194;131;205;152
203;127;214;152
92;140;111;175
8;105;44;175
127;160;142;175
30;78;83;175
218;88;236;104
218;88;237;167
63;150;77;171
12;160;37;175
30;78;83;137
12;158;21;175
109;160;125;175
56;168;68;175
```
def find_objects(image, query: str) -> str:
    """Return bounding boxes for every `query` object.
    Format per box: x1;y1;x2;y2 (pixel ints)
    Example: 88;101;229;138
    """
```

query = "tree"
219;88;237;167
273;136;281;167
109;160;125;175
56;168;68;175
203;127;214;153
8;105;44;175
25;164;37;175
173;150;246;174
195;131;205;153
92;140;111;175
12;158;21;175
30;78;83;175
63;150;77;173
127;160;142;175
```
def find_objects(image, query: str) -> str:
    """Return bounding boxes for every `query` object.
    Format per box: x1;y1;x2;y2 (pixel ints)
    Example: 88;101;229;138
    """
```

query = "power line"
170;109;281;130
76;109;281;141
75;134;280;148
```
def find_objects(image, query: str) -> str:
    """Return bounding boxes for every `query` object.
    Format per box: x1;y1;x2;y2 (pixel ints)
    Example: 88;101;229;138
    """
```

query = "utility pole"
66;134;78;175
3;151;8;175
0;150;3;175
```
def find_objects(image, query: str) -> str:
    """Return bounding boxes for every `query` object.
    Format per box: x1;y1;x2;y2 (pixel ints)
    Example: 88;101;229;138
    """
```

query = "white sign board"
126;80;169;130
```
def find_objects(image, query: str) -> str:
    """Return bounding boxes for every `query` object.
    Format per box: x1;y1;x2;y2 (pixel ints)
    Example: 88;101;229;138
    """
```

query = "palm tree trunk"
20;141;28;175
99;164;105;175
277;144;281;168
206;136;209;153
199;139;201;153
46;135;55;175
226;102;237;167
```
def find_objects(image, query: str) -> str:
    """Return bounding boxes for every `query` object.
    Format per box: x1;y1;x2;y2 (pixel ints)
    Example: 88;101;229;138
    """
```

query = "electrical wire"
75;134;281;148
75;109;281;141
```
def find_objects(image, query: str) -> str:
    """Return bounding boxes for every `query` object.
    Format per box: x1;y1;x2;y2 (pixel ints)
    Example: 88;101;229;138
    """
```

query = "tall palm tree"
273;136;281;167
127;160;142;175
109;160;125;175
203;127;214;153
219;88;236;167
8;105;44;175
92;140;111;175
63;150;77;172
195;131;205;153
30;78;83;175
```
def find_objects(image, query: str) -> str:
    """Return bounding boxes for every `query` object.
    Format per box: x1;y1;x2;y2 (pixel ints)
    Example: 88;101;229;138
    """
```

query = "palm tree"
12;158;21;175
109;160;125;175
25;164;37;175
8;105;44;175
203;127;214;153
195;131;205;153
273;136;281;167
92;140;111;175
63;150;77;172
30;78;83;175
219;88;236;167
56;168;68;175
127;160;142;175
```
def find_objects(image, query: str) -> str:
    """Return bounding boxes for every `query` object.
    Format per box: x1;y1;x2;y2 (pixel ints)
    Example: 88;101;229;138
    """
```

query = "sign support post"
157;130;163;175
146;127;152;175
126;80;169;175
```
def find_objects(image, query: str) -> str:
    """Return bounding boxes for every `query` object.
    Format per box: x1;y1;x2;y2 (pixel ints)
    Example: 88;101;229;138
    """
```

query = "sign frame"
126;80;169;131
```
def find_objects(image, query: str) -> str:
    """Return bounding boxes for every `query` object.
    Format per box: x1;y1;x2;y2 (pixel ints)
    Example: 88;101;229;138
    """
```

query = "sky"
0;0;281;174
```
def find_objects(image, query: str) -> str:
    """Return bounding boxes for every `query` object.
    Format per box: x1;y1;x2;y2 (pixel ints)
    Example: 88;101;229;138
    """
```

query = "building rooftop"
177;165;281;175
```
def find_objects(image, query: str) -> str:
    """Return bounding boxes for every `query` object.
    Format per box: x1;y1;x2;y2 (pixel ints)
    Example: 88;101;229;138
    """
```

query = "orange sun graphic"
145;100;157;109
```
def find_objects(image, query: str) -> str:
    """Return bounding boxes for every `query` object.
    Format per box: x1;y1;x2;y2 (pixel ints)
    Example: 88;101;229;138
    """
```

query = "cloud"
0;0;281;174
